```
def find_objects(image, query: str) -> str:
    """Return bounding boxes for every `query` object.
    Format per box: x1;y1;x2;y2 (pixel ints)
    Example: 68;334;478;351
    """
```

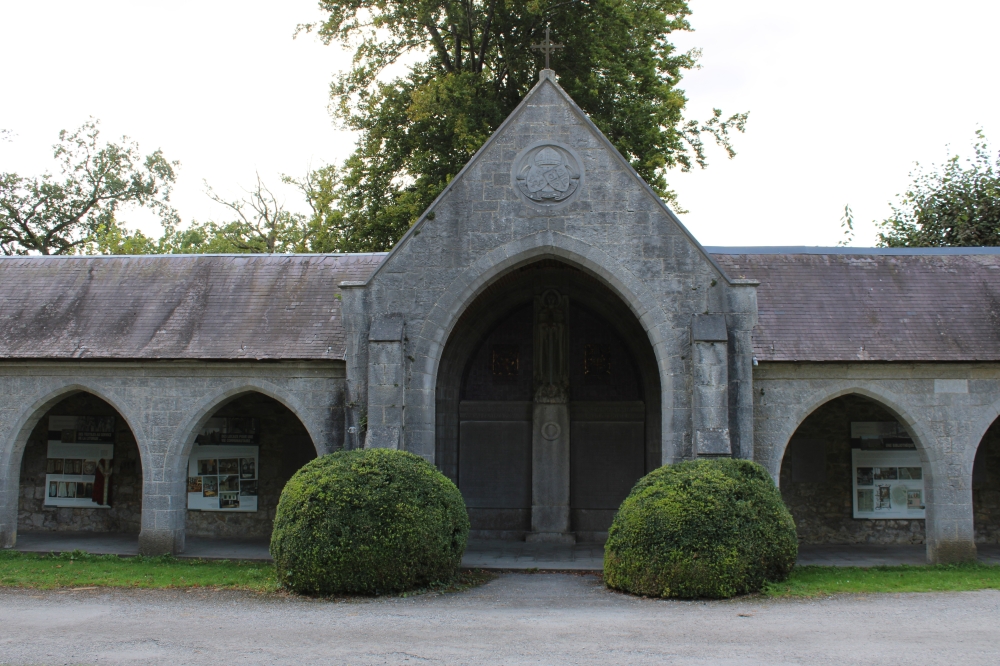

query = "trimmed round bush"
604;458;797;599
270;448;469;595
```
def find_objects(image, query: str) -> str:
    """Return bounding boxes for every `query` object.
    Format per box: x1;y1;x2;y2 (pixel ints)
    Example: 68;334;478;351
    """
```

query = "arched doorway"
184;392;317;542
972;418;1000;545
436;260;660;543
779;394;925;546
17;392;142;541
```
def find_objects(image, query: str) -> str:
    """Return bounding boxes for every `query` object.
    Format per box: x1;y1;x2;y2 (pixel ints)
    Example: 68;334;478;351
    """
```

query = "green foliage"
300;0;747;251
270;448;470;595
154;174;313;254
604;458;797;599
877;130;1000;247
0;550;277;591
0;119;177;255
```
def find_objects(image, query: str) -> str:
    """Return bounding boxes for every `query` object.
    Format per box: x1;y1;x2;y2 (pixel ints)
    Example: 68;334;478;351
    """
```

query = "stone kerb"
0;380;149;550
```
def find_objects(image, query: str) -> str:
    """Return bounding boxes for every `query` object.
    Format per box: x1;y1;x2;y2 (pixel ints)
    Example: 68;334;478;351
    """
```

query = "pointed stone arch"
0;382;147;549
402;231;682;466
150;380;325;554
765;382;956;563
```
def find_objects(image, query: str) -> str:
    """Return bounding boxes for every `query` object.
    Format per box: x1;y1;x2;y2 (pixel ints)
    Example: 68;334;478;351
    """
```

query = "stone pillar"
366;314;405;449
138;471;186;555
528;289;574;543
726;279;759;460
0;463;19;548
530;402;572;541
925;449;977;564
692;314;731;457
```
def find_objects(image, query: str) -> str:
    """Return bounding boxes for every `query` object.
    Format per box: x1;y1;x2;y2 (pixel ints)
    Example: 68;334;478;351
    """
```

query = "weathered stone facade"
1;71;1000;563
0;361;345;554
755;362;1000;562
341;71;757;470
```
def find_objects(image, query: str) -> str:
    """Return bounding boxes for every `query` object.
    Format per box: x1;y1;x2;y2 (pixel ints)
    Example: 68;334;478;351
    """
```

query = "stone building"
1;71;998;562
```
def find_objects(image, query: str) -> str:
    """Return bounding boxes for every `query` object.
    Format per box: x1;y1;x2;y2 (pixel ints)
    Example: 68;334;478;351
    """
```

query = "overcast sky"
1;0;997;248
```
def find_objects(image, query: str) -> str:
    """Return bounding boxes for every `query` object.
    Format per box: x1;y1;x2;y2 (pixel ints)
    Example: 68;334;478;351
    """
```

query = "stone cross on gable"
531;24;563;70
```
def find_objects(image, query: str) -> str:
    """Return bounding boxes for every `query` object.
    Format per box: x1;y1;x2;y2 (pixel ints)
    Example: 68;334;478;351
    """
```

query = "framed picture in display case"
852;449;925;519
186;444;258;512
44;416;115;509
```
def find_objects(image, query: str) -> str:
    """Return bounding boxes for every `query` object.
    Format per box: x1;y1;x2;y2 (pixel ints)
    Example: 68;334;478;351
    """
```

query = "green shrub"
604;458;797;599
270;448;469;595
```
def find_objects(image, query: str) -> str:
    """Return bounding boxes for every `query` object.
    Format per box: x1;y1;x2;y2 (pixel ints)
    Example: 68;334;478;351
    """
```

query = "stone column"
366;314;405;449
692;314;731;457
0;461;19;548
528;289;574;543
138;470;186;555
925;445;977;564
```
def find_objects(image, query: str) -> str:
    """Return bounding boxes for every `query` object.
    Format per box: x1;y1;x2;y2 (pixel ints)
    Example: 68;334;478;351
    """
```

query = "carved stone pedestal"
527;288;575;544
528;401;574;543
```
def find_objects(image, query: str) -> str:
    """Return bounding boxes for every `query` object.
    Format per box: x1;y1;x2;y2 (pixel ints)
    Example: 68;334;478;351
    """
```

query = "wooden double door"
457;302;648;538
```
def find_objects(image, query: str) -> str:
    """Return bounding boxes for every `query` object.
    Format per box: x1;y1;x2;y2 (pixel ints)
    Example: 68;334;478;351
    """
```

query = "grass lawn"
0;550;495;596
3;550;999;598
766;563;1000;597
0;550;278;592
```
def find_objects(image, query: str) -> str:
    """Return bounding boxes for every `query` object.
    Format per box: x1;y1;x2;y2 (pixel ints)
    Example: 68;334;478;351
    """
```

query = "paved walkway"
463;539;605;570
10;532;1000;569
2;575;1000;664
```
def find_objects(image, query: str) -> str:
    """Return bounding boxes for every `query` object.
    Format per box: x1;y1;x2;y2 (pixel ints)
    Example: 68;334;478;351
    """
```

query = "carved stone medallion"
511;142;584;208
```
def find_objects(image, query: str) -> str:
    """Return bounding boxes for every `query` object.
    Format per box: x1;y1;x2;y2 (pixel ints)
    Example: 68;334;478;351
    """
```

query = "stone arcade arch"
2;387;145;549
777;392;934;553
436;259;661;542
972;417;1000;545
177;389;320;547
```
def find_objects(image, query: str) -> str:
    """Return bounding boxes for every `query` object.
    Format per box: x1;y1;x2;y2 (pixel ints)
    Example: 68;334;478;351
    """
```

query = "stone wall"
779;395;924;545
973;420;1000;543
17;394;142;534
0;360;346;554
343;72;758;470
185;394;316;539
754;362;1000;562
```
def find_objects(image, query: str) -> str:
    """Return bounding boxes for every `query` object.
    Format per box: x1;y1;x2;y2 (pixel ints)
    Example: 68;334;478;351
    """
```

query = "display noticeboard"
852;449;925;519
850;421;925;520
187;417;259;512
187;444;259;512
44;416;115;508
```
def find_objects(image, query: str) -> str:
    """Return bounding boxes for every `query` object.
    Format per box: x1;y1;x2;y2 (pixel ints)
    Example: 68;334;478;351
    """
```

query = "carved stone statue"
534;289;569;403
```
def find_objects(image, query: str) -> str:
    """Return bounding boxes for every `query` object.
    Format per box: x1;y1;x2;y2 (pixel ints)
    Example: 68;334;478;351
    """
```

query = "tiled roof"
0;254;384;360
3;249;998;363
711;249;1000;362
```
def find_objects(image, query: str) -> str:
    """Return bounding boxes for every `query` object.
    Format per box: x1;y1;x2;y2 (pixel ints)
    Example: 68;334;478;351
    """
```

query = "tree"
283;165;347;253
877;131;1000;247
301;0;747;252
157;174;311;254
0;120;177;255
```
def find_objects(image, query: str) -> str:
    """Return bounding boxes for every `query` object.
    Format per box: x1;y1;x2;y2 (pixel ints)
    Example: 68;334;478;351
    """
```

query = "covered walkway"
9;532;1000;570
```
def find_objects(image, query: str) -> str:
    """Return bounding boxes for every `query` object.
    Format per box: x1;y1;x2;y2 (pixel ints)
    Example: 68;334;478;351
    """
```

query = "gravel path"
0;573;997;665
